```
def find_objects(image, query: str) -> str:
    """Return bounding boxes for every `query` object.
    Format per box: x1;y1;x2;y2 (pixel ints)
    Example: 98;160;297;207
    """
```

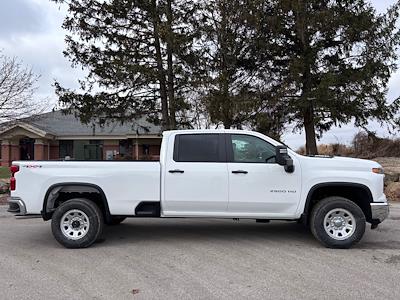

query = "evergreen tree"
52;0;199;130
197;0;264;129
254;0;400;154
197;0;289;139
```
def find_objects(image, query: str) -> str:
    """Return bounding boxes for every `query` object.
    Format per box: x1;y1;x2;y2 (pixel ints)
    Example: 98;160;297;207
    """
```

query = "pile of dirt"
0;194;8;205
374;157;400;202
0;179;9;205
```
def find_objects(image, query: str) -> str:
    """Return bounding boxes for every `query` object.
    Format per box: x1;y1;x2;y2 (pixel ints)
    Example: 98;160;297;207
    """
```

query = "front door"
163;133;228;216
19;138;35;160
226;134;301;217
84;144;102;160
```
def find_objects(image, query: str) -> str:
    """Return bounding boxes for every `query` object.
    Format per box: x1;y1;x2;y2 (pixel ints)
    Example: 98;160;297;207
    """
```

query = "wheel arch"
42;182;112;223
302;182;373;224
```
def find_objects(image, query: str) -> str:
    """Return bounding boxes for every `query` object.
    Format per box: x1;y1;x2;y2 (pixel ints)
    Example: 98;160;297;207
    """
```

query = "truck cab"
161;130;301;217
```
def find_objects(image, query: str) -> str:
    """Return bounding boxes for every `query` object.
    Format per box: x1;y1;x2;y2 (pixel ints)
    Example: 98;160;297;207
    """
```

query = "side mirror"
275;145;295;173
275;145;288;166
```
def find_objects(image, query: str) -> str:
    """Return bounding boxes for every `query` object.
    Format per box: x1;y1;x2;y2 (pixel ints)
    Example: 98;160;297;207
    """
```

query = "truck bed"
11;161;161;215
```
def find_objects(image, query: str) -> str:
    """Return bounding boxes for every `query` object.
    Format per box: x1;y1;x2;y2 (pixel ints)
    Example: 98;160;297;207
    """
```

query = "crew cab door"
163;133;228;216
226;134;301;217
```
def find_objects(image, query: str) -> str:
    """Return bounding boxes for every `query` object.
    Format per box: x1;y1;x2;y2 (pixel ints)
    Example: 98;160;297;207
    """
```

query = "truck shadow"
97;219;400;250
100;219;318;247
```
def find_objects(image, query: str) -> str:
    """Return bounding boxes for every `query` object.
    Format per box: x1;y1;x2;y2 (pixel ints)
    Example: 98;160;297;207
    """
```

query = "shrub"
296;131;400;158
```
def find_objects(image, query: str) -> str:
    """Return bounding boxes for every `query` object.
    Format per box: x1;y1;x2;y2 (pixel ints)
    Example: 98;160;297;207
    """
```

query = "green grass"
0;166;11;179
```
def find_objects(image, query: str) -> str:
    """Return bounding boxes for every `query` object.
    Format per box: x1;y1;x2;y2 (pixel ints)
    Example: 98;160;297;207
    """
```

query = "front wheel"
51;198;104;248
310;196;366;249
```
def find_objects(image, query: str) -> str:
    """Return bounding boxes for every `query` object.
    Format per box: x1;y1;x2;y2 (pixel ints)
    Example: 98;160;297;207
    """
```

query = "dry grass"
352;132;400;159
297;132;400;159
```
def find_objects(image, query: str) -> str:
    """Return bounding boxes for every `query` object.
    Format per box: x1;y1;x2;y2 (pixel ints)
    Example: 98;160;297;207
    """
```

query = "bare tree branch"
0;52;48;122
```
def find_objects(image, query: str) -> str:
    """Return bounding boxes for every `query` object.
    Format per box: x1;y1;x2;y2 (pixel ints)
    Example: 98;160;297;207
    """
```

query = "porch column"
1;140;11;167
134;141;139;160
34;139;45;160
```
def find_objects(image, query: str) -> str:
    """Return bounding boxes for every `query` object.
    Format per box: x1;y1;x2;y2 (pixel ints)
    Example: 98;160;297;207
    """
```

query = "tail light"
10;165;19;174
10;177;16;191
9;165;19;191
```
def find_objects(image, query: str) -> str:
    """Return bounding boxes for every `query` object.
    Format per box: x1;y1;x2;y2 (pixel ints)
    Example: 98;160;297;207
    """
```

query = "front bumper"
370;202;389;223
7;197;27;215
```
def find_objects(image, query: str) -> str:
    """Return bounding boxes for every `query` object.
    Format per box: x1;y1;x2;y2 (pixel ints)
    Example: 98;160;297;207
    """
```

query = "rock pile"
374;157;400;202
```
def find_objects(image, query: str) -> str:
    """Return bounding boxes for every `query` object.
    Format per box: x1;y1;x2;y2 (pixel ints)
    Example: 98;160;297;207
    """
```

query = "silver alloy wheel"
60;209;90;240
323;208;356;240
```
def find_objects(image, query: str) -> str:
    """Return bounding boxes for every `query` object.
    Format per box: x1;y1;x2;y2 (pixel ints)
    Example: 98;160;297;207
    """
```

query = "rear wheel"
310;196;366;249
51;198;104;248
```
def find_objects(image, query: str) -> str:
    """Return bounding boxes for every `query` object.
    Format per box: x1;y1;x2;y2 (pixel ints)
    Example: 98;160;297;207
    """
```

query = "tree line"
52;0;400;154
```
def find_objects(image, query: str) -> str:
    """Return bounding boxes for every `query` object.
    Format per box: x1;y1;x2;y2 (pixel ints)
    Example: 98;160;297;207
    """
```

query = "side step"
135;202;161;217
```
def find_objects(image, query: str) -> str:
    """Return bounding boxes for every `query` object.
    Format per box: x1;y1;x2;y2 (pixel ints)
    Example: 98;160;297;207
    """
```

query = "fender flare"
41;182;112;222
301;182;373;224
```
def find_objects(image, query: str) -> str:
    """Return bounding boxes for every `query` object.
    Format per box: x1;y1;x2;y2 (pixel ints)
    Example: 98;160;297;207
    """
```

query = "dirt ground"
1;204;400;300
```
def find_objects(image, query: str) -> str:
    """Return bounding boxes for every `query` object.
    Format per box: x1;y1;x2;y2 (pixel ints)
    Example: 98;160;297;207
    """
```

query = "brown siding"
49;143;60;160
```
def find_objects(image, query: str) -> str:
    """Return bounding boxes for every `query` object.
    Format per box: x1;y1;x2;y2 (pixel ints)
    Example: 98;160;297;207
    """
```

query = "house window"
59;140;73;159
119;140;132;158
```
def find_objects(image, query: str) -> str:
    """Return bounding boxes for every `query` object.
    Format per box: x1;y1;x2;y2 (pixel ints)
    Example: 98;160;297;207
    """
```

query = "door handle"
232;170;248;174
169;169;185;174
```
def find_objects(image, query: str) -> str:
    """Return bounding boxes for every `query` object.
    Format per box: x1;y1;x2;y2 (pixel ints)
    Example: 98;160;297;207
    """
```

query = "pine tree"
52;0;199;130
254;0;400;154
196;0;289;139
197;0;264;129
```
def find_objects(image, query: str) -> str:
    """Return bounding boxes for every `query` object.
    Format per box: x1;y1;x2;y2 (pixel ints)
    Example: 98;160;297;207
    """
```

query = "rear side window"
174;134;223;162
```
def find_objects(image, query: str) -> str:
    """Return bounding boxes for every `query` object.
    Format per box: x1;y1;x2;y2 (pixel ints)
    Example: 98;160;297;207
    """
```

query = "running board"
135;202;160;217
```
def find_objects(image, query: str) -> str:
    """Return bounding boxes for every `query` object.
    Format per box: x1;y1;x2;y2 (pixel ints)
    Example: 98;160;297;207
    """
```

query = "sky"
0;0;399;149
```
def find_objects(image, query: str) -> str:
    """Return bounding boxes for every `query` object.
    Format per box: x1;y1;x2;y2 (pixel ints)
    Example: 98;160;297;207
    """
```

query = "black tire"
51;198;104;248
105;216;126;226
310;196;366;249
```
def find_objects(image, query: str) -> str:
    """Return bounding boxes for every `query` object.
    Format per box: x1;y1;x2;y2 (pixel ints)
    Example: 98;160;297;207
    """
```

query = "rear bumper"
370;202;389;223
7;197;27;216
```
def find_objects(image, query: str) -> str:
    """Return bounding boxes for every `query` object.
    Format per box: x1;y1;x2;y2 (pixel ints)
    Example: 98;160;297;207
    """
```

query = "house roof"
0;110;162;139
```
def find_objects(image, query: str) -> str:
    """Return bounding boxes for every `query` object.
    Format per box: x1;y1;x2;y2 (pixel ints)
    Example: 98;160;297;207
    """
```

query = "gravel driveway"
1;203;400;300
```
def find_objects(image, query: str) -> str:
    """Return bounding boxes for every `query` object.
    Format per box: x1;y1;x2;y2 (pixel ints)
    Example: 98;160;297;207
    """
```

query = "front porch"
0;123;56;166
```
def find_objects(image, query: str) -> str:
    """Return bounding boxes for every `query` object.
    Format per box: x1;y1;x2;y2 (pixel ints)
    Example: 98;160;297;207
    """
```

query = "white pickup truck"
8;129;389;249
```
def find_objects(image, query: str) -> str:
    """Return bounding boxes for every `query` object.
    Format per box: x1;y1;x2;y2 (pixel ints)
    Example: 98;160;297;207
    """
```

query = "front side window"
175;134;221;162
230;134;276;163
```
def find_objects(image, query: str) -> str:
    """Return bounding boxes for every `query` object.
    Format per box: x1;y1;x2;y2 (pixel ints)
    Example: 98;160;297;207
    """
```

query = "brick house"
0;110;162;166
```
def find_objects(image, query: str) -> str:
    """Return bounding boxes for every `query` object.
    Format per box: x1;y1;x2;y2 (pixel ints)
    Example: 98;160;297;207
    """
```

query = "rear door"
163;133;228;215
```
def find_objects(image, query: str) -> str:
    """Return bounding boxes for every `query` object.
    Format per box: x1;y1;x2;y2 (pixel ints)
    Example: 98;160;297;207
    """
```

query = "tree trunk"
166;0;176;129
303;107;318;155
223;120;232;129
295;0;317;155
220;1;231;129
151;0;170;130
